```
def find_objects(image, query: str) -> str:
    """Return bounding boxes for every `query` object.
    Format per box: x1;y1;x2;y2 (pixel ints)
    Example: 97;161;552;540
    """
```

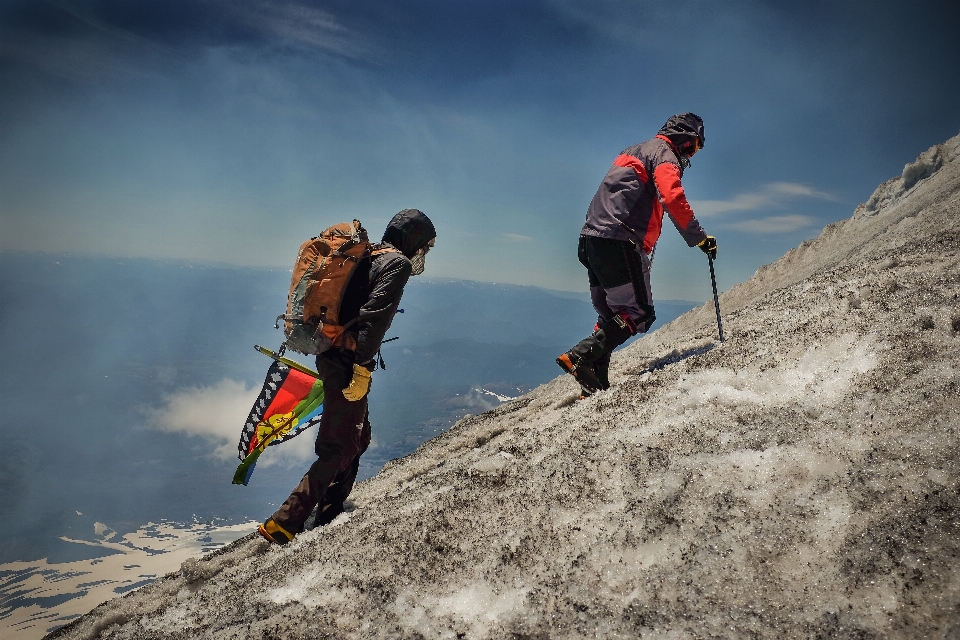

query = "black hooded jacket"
331;209;435;370
381;208;436;258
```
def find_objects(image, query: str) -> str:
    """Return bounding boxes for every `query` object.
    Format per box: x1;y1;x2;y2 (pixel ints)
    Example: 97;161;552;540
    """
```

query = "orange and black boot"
258;518;295;545
557;312;636;395
556;350;603;395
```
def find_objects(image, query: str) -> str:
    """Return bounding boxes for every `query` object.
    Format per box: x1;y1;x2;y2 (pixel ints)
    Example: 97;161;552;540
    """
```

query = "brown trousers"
271;352;372;533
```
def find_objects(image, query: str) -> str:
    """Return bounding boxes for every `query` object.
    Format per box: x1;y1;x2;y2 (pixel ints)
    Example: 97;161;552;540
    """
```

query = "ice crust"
44;133;960;638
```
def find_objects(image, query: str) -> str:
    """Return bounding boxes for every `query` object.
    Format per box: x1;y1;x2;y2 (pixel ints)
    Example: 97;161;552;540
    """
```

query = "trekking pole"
708;256;725;342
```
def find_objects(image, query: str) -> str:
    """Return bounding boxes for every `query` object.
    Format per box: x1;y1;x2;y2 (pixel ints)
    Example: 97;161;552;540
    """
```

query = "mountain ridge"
48;132;960;639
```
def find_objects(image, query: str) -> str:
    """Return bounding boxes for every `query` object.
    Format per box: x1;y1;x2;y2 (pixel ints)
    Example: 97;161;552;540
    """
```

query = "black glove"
698;235;717;259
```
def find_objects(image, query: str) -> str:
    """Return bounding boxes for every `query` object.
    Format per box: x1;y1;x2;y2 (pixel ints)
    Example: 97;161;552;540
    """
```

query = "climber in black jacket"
260;209;437;545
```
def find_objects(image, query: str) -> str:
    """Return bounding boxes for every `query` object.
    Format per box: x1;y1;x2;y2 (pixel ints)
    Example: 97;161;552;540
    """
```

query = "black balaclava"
382;209;436;258
658;113;705;164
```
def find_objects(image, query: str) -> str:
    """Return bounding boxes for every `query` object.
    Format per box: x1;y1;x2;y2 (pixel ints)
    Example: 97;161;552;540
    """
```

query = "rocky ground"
48;133;960;639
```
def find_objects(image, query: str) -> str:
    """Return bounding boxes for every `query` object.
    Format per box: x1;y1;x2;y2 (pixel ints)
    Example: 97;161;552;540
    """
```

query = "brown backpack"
279;220;372;355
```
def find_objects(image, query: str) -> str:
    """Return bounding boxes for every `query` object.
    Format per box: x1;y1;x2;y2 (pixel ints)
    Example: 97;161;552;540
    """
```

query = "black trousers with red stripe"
578;235;656;331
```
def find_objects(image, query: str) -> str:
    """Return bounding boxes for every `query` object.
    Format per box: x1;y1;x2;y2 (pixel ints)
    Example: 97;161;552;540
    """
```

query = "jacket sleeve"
354;254;412;367
653;162;708;247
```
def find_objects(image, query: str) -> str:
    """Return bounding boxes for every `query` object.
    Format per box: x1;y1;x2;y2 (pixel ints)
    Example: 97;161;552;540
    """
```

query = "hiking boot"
557;352;602;394
558;312;637;394
595;351;612;391
258;518;295;545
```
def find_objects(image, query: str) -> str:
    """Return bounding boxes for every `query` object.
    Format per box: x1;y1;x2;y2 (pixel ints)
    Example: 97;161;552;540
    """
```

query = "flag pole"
254;345;319;378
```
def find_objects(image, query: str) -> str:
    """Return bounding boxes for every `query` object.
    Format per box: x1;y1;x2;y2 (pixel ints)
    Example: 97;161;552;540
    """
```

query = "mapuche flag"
233;358;324;486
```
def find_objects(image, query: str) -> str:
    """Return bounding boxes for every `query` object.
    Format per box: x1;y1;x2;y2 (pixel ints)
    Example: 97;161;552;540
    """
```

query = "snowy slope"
48;134;960;639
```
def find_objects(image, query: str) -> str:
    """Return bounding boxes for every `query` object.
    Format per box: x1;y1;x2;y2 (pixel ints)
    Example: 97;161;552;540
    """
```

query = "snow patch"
140;604;194;632
264;564;329;606
392;582;531;639
476;388;519;402
666;334;876;409
469;451;515;474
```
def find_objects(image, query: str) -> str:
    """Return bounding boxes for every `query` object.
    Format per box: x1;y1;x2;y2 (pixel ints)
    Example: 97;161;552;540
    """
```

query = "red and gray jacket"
581;135;707;253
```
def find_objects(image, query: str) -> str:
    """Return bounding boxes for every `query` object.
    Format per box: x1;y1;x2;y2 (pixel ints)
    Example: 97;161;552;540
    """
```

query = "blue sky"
1;0;958;300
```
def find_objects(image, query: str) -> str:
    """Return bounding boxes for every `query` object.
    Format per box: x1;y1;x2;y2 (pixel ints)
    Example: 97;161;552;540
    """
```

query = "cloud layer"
689;182;836;235
727;214;814;234
146;378;316;466
692;182;836;217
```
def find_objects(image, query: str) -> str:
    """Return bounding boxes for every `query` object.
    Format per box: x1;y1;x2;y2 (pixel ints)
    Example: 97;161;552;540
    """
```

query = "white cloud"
147;379;257;460
146;378;316;466
766;182;837;200
0;1;370;87
727;214;815;234
231;2;371;61
693;193;770;216
691;182;837;217
502;233;533;242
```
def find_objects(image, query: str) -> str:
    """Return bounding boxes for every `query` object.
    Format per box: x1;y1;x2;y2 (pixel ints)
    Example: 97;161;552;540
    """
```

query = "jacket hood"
382;209;436;258
658;113;705;156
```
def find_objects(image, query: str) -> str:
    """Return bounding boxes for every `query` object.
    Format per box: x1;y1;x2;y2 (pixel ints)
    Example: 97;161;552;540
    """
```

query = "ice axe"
708;255;725;342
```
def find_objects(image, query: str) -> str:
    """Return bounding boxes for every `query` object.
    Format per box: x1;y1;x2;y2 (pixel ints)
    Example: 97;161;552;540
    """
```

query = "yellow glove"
342;364;372;401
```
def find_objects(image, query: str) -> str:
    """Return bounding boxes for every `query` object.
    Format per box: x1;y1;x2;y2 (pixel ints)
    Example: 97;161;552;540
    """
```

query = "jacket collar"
656;134;681;159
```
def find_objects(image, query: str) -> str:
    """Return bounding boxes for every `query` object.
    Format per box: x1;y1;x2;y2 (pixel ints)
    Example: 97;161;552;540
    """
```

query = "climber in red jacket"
557;113;717;395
